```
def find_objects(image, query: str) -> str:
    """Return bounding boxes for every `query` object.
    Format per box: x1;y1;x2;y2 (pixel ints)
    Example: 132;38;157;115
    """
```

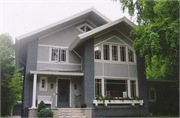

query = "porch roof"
29;70;84;76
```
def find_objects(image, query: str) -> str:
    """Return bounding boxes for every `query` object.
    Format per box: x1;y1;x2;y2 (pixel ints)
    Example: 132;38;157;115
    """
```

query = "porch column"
31;74;37;108
127;80;131;98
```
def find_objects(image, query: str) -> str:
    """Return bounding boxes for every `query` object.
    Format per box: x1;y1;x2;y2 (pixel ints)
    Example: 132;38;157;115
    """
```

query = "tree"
0;33;23;116
118;0;179;81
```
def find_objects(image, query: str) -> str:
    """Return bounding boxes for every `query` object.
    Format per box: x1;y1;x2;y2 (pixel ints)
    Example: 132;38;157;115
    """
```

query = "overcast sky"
1;0;134;42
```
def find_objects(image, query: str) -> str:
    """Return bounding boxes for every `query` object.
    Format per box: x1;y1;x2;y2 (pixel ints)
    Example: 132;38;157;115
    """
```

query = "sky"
1;0;134;43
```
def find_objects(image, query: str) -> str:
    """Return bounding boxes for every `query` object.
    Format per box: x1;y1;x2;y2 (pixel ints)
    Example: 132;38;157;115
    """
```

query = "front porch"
30;70;85;108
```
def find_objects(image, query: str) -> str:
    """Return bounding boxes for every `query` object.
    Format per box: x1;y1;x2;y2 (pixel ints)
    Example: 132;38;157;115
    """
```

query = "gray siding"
39;21;96;46
37;46;49;62
37;63;81;71
94;30;133;47
129;65;137;77
94;62;102;76
68;51;81;64
104;63;128;77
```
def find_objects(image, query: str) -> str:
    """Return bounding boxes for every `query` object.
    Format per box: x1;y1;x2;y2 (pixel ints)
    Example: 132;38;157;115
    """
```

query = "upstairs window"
103;45;110;60
128;49;134;62
120;46;126;62
94;45;101;60
51;48;67;62
112;45;118;61
77;24;93;33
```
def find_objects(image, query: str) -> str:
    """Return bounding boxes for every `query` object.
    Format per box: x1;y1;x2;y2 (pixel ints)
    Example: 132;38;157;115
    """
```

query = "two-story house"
15;8;149;117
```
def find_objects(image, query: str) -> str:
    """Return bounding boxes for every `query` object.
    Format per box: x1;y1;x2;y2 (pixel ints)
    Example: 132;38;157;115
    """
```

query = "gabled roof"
69;16;136;51
15;7;111;70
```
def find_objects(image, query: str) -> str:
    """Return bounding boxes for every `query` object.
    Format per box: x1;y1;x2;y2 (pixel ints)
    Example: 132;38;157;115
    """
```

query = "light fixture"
74;84;77;89
50;83;54;89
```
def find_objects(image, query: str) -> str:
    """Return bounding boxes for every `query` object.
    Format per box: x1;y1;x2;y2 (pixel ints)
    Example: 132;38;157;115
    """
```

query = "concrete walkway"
3;116;21;118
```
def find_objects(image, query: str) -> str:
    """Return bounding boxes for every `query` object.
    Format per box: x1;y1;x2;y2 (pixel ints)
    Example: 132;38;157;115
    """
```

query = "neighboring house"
15;8;149;117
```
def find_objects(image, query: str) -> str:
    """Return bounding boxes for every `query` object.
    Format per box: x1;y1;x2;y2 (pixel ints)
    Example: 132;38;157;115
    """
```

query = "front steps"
58;108;85;118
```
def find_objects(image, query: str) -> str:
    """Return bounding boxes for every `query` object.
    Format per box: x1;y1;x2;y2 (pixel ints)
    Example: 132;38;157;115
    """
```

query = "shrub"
37;100;46;112
38;109;53;117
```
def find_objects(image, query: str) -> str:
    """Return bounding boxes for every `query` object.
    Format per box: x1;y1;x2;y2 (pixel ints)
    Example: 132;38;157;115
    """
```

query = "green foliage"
37;101;46;112
37;109;53;117
1;33;23;116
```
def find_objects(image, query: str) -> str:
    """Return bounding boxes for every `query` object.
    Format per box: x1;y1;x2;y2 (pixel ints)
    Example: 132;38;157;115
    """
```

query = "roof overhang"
29;70;84;76
15;7;111;71
69;16;136;51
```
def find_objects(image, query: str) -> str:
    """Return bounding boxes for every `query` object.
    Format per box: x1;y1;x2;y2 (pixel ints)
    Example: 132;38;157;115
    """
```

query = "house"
15;8;149;117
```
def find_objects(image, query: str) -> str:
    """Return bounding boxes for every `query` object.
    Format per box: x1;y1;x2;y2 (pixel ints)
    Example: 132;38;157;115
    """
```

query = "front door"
57;79;70;107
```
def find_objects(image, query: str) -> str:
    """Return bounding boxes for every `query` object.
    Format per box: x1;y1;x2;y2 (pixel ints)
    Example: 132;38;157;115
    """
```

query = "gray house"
15;8;149;117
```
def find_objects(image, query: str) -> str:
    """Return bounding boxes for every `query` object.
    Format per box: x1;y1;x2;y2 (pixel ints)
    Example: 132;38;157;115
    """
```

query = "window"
130;80;136;98
120;46;126;62
104;80;127;97
148;84;156;100
94;46;101;59
112;45;118;61
128;49;134;62
103;45;109;60
51;48;67;62
78;24;93;33
40;77;48;91
95;79;102;97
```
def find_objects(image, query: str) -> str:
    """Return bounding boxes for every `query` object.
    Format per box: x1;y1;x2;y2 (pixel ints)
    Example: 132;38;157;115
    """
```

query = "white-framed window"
103;44;110;60
77;23;93;33
39;77;48;91
148;84;156;101
128;48;134;62
51;48;67;62
94;43;135;63
94;45;101;60
95;78;137;98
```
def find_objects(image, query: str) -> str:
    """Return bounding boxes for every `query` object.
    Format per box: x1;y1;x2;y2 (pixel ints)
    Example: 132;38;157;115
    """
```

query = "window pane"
120;47;126;61
112;45;118;61
128;49;134;62
130;80;136;98
51;48;58;61
42;79;45;88
104;80;127;97
150;85;156;100
94;46;101;59
61;49;66;61
103;45;109;60
95;79;101;97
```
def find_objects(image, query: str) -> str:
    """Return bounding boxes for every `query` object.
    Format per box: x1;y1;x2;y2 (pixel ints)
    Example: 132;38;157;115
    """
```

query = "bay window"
103;45;110;60
120;46;126;62
94;45;101;60
95;78;137;98
51;48;67;62
112;45;118;61
128;49;134;62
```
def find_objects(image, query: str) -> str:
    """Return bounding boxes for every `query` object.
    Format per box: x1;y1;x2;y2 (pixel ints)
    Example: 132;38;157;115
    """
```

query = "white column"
102;78;104;96
31;74;37;108
127;80;131;98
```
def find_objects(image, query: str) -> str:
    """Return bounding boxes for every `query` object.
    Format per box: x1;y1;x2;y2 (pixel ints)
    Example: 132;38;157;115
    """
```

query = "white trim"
93;100;143;106
102;78;105;96
56;77;72;107
37;61;81;65
39;77;48;91
95;59;136;65
76;23;94;33
38;44;68;48
86;19;98;28
95;76;137;80
30;70;84;76
136;79;139;97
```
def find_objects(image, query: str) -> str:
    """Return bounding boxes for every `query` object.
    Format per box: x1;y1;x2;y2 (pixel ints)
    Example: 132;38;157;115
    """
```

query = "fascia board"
69;17;126;51
29;70;84;76
123;17;137;29
16;7;110;40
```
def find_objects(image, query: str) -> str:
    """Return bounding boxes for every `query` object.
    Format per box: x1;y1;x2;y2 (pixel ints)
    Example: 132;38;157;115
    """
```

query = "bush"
37;101;46;112
38;109;53;117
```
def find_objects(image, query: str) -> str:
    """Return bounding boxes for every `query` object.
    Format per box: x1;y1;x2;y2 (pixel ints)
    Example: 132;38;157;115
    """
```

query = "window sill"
93;100;143;106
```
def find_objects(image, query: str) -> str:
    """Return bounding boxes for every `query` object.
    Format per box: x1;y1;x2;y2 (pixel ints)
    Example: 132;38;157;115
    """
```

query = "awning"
29;70;84;76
